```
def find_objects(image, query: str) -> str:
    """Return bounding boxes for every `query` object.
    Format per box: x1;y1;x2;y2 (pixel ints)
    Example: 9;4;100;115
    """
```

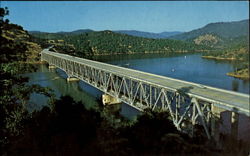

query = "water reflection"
232;80;239;92
26;65;99;110
26;64;139;119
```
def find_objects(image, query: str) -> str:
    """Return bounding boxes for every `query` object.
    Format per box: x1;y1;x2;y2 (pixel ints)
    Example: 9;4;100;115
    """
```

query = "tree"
0;7;54;154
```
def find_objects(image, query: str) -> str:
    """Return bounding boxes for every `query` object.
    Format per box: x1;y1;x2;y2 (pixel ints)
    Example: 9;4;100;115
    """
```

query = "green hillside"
170;19;249;41
31;30;207;57
169;19;249;50
202;36;249;79
1;22;42;63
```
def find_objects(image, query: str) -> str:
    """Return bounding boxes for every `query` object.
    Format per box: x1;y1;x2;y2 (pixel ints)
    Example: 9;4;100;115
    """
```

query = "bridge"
41;49;250;139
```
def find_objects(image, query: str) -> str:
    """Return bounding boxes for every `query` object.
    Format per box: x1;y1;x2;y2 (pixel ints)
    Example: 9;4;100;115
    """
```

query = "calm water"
94;53;249;94
26;64;139;119
26;53;250;141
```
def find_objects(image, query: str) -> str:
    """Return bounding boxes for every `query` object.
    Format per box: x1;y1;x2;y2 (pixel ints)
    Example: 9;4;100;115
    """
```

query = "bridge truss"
41;50;248;139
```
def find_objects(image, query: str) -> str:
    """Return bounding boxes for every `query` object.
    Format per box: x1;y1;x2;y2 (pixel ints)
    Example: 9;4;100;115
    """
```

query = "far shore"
201;55;238;61
226;72;249;79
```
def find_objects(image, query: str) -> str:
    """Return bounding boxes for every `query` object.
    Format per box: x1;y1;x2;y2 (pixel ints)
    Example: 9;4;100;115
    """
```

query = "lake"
94;53;249;94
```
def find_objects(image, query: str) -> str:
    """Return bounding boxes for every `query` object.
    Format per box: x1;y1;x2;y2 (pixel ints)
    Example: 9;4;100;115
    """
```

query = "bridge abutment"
102;94;121;106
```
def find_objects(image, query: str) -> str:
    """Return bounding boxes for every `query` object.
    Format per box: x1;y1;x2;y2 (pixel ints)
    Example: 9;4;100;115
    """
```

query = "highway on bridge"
42;49;250;116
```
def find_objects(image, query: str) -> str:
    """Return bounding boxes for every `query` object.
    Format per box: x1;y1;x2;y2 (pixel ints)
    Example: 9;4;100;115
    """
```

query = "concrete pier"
231;111;239;139
67;77;79;82
211;104;240;141
48;65;56;69
211;104;225;141
102;94;121;106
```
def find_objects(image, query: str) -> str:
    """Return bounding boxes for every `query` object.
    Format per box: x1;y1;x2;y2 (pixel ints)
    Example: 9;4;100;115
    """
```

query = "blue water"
100;53;249;94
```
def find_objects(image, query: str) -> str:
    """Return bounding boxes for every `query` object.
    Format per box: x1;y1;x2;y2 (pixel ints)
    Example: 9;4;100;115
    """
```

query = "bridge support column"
67;76;79;82
102;94;121;106
231;112;239;139
211;104;225;142
48;65;56;69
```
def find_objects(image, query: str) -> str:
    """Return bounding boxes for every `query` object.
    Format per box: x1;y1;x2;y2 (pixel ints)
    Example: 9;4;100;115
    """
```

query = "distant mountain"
29;31;43;34
170;19;249;41
29;29;94;35
115;30;183;39
30;30;205;56
57;29;94;35
160;31;183;38
29;29;182;39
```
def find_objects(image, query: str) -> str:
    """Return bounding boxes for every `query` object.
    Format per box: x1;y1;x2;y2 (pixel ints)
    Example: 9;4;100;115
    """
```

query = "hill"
202;35;249;79
30;30;206;56
1;23;42;63
115;30;183;39
170;19;249;41
168;19;249;79
56;29;94;35
30;29;182;39
29;29;94;35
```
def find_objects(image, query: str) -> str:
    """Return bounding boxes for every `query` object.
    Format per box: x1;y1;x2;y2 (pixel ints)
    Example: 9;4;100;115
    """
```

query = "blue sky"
1;1;249;33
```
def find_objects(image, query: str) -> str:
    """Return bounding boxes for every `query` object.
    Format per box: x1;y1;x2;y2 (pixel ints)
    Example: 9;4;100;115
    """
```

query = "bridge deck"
43;50;250;116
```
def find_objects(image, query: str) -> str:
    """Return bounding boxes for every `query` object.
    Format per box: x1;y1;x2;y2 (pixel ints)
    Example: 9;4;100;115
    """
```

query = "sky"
1;1;249;33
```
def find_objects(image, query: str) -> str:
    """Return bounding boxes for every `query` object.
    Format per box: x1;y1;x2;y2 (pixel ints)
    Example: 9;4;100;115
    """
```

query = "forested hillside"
30;19;249;79
170;19;249;41
1;23;42;63
30;29;94;36
202;36;249;79
115;30;183;39
30;30;207;57
169;20;248;50
30;30;183;39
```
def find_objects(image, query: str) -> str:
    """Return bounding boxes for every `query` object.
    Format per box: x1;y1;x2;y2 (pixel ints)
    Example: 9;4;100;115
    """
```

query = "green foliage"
1;96;213;155
203;36;249;61
0;7;54;152
202;36;249;79
29;35;50;49
0;7;9;26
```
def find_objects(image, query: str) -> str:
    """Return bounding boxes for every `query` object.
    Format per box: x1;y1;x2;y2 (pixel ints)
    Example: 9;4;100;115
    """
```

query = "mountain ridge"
114;30;183;39
170;19;249;41
29;29;183;39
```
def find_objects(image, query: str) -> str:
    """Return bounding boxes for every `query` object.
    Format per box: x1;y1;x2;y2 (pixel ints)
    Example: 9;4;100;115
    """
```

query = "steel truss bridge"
41;49;250;139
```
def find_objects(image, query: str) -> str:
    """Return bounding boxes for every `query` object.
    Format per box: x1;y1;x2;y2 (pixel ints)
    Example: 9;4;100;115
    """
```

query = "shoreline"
201;55;238;61
201;56;249;80
226;71;249;80
87;50;206;56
